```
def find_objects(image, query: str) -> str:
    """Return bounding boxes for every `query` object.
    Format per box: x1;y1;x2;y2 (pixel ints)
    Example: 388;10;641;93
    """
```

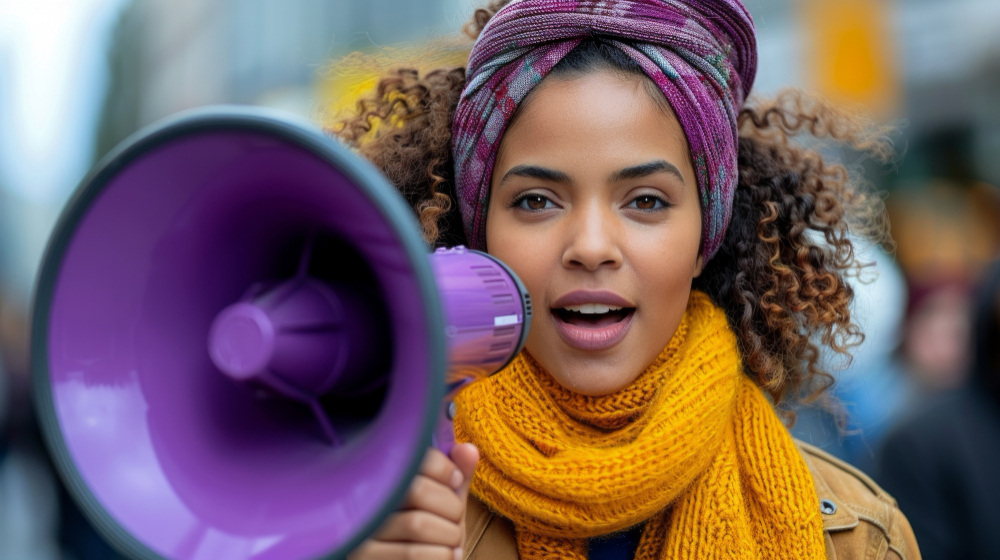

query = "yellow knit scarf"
453;292;826;559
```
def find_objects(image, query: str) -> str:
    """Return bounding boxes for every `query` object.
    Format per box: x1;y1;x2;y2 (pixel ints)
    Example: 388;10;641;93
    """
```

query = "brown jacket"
462;441;920;560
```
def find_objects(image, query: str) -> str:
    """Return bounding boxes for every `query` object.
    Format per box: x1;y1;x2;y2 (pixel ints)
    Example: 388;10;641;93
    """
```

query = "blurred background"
0;0;998;558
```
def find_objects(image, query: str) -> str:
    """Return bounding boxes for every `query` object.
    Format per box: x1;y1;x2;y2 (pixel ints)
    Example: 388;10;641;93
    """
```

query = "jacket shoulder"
796;440;921;560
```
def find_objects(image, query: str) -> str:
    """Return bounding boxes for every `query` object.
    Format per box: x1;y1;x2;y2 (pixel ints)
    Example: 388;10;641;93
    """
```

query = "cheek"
633;230;701;289
638;251;697;324
486;213;551;299
627;218;703;334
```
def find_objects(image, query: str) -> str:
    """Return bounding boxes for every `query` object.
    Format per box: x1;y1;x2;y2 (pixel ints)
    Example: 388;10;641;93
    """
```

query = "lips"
551;290;635;351
551;290;634;309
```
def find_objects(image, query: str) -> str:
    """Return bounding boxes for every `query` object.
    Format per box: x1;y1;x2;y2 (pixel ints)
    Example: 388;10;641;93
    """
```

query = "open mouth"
552;304;636;328
549;294;637;351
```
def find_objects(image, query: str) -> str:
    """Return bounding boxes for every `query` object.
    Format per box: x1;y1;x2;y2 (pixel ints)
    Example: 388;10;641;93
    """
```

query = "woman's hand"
348;443;479;560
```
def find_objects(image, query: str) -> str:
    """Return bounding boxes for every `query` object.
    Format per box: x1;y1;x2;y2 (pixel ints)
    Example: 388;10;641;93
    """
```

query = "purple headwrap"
451;0;757;261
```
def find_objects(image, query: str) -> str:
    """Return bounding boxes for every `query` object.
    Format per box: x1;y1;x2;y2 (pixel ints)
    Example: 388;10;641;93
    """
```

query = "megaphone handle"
432;378;472;456
432;399;458;456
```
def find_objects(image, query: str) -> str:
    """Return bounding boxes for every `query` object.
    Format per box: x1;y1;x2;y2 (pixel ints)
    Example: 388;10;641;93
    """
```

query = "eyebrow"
500;160;685;186
610;160;685;183
499;165;572;185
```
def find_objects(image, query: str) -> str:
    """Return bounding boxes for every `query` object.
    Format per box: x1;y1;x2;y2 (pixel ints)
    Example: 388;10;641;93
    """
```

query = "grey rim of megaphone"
29;106;447;560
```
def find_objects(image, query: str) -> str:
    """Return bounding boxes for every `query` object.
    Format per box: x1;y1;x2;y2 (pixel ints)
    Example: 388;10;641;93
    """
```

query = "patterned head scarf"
451;0;756;261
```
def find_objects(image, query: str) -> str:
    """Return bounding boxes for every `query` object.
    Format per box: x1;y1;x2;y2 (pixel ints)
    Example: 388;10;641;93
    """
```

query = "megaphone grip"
432;380;471;456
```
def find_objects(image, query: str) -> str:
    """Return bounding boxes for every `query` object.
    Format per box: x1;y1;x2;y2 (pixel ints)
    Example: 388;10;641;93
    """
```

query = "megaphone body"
31;108;531;559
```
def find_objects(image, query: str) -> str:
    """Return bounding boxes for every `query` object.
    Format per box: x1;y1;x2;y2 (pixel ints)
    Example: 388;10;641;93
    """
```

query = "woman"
340;1;920;558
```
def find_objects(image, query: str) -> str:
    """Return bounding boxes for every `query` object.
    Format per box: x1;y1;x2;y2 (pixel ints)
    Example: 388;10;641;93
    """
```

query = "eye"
627;195;668;211
513;194;556;211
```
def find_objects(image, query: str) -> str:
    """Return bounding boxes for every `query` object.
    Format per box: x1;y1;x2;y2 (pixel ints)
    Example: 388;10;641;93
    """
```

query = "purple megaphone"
30;107;531;560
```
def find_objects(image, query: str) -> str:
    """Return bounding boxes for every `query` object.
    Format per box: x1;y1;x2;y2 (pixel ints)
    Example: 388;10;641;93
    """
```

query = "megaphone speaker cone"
32;108;446;560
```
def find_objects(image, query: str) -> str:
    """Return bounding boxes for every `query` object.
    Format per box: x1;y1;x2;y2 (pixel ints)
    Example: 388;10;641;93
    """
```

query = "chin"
550;361;638;396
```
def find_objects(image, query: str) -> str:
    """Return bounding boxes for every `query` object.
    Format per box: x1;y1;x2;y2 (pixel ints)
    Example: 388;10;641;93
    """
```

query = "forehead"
495;70;691;171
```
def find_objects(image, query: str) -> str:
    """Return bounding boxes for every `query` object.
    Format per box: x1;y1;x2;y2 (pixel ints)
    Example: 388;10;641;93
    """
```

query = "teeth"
561;303;622;314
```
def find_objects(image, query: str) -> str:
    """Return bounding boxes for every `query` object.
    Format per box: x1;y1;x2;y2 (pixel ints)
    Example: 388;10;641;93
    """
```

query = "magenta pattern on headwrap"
451;0;756;261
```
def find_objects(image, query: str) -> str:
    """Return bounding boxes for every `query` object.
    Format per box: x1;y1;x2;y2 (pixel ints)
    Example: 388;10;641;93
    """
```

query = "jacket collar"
799;447;860;532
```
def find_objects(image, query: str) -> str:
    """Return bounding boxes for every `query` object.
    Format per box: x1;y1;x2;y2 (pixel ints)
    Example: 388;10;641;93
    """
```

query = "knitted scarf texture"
451;0;757;261
453;292;826;559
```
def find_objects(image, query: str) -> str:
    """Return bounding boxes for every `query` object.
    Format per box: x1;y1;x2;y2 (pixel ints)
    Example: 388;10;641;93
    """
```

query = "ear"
692;254;705;279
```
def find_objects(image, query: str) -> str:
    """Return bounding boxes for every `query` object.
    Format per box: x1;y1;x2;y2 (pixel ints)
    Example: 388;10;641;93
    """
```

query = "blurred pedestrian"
899;279;972;393
878;257;1000;559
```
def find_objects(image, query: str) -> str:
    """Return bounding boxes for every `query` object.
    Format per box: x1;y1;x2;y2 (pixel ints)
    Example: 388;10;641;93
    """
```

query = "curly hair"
698;95;892;413
330;1;893;415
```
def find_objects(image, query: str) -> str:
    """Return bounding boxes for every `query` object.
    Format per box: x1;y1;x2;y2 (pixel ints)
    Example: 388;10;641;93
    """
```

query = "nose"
561;202;623;271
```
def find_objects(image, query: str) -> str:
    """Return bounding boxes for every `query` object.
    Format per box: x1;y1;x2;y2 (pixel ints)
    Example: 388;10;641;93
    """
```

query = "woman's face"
486;70;704;396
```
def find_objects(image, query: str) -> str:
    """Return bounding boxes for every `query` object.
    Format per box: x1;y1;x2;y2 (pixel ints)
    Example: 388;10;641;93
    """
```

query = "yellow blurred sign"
800;0;901;117
317;39;471;131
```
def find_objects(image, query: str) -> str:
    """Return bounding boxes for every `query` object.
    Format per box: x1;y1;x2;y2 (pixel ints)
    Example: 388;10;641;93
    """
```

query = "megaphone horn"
31;107;531;560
